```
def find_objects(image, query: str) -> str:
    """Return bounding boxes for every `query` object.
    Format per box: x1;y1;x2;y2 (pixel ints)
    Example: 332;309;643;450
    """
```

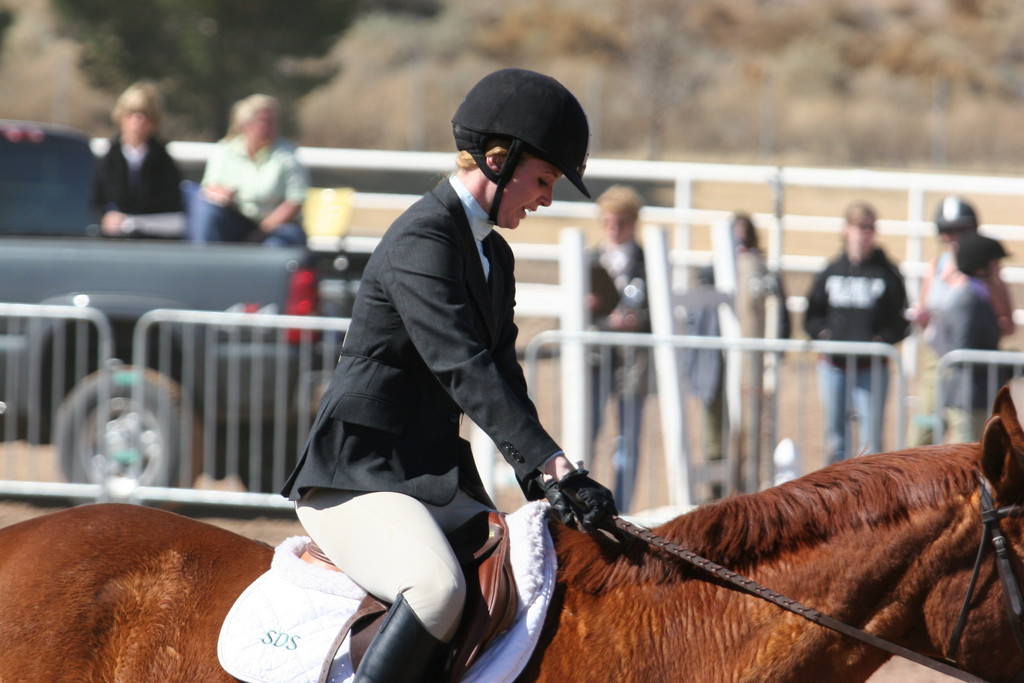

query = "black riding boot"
353;593;448;683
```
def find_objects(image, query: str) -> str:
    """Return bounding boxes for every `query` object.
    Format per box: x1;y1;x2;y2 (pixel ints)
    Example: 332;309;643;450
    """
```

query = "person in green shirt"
187;93;309;246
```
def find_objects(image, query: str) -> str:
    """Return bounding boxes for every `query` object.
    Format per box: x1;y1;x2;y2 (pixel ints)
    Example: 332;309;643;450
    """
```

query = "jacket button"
449;412;459;424
501;441;523;462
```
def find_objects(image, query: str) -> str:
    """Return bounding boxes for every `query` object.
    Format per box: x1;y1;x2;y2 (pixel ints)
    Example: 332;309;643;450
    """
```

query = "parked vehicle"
0;120;363;492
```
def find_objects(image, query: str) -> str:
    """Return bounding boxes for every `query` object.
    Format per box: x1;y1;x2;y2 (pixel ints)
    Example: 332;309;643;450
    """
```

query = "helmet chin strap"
484;139;525;225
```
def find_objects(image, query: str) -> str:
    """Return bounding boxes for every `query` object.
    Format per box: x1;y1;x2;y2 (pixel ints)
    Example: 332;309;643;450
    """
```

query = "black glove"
542;468;618;532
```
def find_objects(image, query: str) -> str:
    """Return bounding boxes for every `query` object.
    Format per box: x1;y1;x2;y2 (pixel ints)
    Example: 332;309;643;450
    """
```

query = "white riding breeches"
295;487;491;642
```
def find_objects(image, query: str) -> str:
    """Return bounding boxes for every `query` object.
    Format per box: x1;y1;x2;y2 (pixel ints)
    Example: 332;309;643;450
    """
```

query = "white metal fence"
523;331;906;512
148;141;1024;317
2;302;1022;513
90;139;1024;328
933;349;1024;444
0;306;349;508
0;303;113;500
9;145;1024;511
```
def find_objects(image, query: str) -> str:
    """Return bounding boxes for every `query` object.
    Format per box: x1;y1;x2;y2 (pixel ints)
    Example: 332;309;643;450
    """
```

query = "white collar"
121;140;149;166
449;176;494;242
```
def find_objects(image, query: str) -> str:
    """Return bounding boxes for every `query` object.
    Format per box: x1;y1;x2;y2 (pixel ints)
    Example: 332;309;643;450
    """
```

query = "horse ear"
980;386;1024;501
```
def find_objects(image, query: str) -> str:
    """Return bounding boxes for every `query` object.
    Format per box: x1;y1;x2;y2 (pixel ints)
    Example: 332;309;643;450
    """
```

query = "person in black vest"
92;81;184;238
281;69;617;682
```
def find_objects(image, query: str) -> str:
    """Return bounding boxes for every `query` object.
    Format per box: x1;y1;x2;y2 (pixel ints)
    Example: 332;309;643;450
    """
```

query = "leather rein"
610;478;1024;683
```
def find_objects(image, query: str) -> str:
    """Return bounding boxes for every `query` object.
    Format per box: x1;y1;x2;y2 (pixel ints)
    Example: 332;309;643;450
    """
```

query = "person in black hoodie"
92;81;184;238
804;201;909;464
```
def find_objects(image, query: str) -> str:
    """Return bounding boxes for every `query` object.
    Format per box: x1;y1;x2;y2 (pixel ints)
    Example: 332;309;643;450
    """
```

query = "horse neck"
542;450;983;682
673;453;981;664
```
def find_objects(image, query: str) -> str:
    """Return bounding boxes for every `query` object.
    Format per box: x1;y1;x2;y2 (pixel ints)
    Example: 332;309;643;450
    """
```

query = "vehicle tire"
55;367;202;493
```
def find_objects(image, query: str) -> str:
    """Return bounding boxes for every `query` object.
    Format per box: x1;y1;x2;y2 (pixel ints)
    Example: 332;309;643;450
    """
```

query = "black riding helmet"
935;195;979;233
452;68;590;224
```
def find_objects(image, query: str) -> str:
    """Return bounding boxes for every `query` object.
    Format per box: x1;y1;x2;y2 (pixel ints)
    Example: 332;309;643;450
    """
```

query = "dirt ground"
0;497;960;682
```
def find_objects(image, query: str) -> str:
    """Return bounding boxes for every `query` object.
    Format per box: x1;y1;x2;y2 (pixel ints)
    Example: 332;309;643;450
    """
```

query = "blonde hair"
455;139;535;171
596;185;643;222
227;93;280;138
112;81;164;127
844;200;877;227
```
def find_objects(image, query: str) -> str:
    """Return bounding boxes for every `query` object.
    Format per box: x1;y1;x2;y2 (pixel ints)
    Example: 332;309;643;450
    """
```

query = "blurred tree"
362;0;441;16
50;0;362;138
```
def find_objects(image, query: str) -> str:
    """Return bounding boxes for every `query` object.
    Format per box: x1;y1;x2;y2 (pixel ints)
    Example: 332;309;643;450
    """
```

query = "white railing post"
559;228;590;467
902;185;928;380
672;174;694;291
643;224;691;508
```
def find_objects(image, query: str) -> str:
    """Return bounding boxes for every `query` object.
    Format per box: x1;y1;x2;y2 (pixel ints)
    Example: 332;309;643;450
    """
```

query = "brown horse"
4;387;1024;682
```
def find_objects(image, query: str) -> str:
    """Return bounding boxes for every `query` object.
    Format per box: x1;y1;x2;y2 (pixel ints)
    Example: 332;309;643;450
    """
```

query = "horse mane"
555;445;981;592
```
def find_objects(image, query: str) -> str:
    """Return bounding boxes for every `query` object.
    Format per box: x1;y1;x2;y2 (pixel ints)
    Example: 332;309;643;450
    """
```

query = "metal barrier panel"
0;306;350;508
100;310;350;508
933;349;1024;444
524;331;903;512
0;303;114;500
5;302;957;514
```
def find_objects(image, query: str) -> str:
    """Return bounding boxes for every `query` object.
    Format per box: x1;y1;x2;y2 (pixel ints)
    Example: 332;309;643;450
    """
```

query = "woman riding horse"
280;68;617;682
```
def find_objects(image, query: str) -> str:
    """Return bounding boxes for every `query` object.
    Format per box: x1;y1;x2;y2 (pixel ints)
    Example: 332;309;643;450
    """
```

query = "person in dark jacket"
804;201;909;464
92;81;184;238
586;184;650;512
935;231;1010;442
281;69;617;683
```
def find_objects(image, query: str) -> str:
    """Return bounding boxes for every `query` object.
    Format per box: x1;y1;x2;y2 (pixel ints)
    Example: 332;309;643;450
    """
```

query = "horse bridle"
609;476;1024;683
947;478;1024;665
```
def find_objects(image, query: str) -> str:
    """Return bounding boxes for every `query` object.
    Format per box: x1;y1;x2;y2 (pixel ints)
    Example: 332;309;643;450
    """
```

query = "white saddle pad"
218;501;556;683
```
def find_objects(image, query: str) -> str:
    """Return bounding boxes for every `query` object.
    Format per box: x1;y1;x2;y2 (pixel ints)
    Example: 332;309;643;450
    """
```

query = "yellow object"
304;187;355;238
